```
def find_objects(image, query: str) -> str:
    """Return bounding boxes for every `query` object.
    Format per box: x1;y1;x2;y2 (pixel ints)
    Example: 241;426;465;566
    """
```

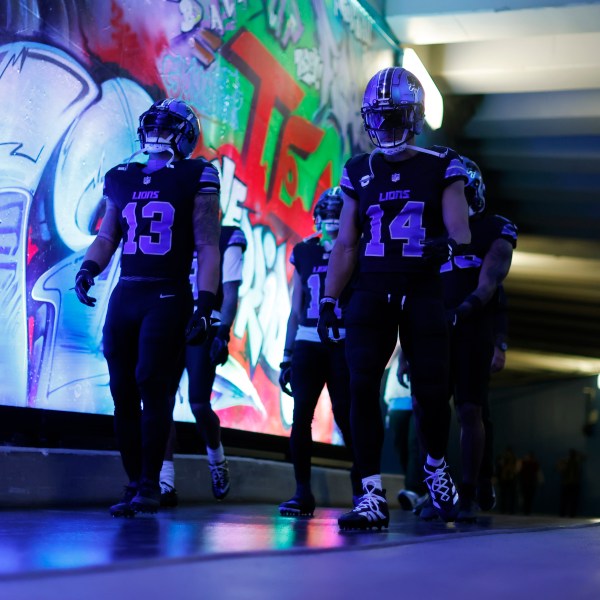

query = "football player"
318;67;471;530
277;187;361;517
440;156;517;522
160;223;247;506
74;99;221;517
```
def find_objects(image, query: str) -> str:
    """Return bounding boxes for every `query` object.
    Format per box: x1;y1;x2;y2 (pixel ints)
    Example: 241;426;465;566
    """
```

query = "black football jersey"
291;237;343;328
341;147;467;274
104;158;219;281
441;214;518;308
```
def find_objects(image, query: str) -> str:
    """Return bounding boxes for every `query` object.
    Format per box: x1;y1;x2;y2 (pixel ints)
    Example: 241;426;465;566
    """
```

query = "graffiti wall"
0;0;394;443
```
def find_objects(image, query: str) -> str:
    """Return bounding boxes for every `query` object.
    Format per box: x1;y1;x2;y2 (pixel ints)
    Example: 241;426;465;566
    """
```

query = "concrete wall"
0;447;404;509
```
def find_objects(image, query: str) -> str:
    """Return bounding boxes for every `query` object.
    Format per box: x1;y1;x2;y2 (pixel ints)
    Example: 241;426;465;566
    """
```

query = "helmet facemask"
361;68;425;155
314;187;343;239
137;99;200;160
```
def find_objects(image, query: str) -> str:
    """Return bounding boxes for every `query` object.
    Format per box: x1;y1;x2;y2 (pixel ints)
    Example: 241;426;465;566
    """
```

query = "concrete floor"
1;503;599;600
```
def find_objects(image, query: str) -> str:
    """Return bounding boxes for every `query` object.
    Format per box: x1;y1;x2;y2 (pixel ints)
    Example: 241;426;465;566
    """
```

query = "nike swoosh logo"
160;293;176;299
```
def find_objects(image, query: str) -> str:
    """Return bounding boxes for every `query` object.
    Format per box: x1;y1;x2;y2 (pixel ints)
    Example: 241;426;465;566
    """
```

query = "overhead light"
402;48;443;130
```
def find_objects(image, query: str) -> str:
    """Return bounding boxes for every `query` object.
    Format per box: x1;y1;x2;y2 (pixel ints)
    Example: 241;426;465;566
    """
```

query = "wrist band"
320;296;337;306
283;349;293;362
80;260;101;278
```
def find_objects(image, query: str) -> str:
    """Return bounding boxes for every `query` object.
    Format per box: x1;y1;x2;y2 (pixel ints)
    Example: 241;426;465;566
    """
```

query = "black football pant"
345;289;450;479
290;340;361;496
450;311;495;484
185;325;221;450
103;280;193;487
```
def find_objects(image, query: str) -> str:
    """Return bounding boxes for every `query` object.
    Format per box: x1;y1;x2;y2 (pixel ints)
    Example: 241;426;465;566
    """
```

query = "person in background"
318;66;471;530
436;156;517;522
74;98;221;517
160;223;247;506
278;187;361;516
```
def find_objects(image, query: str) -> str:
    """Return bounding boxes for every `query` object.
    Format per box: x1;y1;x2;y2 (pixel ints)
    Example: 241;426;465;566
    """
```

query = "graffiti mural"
0;0;394;442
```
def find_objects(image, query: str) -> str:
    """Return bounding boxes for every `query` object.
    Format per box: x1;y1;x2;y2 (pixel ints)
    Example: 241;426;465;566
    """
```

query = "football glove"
446;293;483;327
278;361;293;396
185;291;216;346
74;260;100;307
421;236;458;266
209;326;230;366
317;297;342;344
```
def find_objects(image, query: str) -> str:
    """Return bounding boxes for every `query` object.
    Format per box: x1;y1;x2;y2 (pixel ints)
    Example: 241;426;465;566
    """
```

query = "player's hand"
421;236;458;266
185;310;209;345
209;332;229;366
186;291;216;346
317;297;342;344
278;361;293;396
74;269;97;307
490;346;506;373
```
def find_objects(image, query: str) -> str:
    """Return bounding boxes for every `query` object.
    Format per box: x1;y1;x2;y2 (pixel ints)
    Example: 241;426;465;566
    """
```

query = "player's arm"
193;191;221;295
186;191;221;345
283;270;302;359
453;238;514;325
323;192;359;299
279;269;302;395
74;198;121;306
472;238;514;306
442;179;471;246
209;243;243;366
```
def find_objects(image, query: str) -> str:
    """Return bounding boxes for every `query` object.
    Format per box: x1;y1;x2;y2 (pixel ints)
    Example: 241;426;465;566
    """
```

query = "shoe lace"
354;485;385;517
210;462;228;488
425;465;454;502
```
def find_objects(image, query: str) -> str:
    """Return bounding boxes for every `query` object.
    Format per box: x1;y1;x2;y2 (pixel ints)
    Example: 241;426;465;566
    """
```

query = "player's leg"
186;328;230;500
102;282;143;517
326;341;362;504
279;341;327;516
338;290;397;530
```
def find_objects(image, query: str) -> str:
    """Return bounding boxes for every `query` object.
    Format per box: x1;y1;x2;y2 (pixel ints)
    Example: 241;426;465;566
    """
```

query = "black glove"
447;293;483;327
421;237;458;266
185;291;216;346
209;325;230;366
74;260;100;307
278;360;293;396
317;297;342;344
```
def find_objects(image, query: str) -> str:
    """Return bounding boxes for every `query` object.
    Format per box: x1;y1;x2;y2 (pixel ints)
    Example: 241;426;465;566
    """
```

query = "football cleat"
279;492;316;517
130;480;161;514
110;483;138;518
209;460;231;500
160;482;179;508
423;460;460;522
338;484;389;531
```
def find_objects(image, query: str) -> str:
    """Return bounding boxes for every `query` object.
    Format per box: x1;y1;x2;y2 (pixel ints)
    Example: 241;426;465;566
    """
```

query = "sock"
160;460;175;489
362;474;382;491
207;443;225;465
426;455;445;469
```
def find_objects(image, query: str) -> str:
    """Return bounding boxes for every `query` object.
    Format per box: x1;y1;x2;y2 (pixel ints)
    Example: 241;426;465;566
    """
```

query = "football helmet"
461;156;486;217
137;98;200;158
314;186;343;234
361;67;425;153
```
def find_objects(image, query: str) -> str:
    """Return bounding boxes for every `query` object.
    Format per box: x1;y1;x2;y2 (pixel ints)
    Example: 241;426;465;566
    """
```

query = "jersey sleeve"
443;149;469;187
222;245;244;283
496;216;518;248
196;162;221;194
227;227;247;252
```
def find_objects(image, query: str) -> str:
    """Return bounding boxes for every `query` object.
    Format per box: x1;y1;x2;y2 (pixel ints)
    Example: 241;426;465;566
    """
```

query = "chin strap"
365;142;449;182
123;146;176;169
